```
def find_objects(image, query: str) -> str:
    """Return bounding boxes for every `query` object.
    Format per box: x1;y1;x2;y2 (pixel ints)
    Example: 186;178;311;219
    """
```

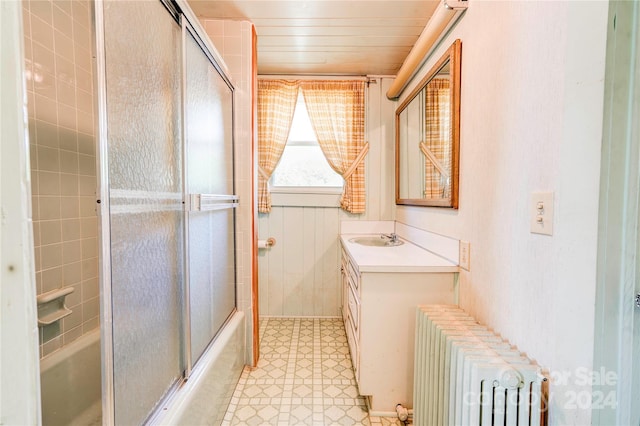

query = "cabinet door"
345;309;360;383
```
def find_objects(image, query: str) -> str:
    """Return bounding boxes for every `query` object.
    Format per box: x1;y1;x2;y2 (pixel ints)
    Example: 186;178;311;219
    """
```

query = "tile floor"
222;317;405;426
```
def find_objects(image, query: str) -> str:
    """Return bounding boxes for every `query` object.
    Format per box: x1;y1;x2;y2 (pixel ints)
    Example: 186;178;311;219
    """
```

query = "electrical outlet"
530;192;554;236
459;241;470;271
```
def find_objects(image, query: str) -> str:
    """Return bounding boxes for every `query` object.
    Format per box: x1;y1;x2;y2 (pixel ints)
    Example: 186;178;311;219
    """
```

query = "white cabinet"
340;237;458;415
341;246;361;382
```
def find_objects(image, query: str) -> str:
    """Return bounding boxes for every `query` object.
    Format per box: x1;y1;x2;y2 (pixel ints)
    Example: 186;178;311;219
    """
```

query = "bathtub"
152;311;245;425
40;329;102;426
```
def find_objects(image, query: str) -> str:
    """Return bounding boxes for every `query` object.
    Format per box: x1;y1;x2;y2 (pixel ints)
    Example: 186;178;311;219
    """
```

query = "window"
270;93;344;189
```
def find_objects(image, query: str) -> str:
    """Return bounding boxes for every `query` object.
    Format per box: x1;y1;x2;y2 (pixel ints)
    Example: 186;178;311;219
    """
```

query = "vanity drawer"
347;285;360;334
347;271;358;296
347;260;359;291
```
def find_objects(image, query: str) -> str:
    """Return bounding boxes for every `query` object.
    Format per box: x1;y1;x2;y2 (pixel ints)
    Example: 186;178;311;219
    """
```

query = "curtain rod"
258;75;372;82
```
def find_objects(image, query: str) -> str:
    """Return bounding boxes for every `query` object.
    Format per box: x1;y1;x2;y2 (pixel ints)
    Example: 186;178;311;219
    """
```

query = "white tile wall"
23;0;99;359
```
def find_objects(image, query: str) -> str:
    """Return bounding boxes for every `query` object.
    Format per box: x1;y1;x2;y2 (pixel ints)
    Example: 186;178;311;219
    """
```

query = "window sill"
270;187;343;208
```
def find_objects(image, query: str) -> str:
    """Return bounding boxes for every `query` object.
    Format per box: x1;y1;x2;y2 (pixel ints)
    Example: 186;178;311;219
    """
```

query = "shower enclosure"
25;0;240;421
97;0;238;423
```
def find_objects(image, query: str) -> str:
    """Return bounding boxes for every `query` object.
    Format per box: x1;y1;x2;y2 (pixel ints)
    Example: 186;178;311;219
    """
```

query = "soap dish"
36;287;75;327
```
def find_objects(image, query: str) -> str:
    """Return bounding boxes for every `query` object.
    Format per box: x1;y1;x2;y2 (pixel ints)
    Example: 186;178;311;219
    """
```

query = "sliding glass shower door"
99;1;237;424
103;1;184;424
184;29;237;366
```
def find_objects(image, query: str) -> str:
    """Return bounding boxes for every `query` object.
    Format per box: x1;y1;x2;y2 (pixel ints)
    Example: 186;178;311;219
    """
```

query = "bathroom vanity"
340;233;459;415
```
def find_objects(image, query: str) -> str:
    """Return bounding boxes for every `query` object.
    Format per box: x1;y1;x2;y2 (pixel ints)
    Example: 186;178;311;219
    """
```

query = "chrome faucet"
381;233;399;243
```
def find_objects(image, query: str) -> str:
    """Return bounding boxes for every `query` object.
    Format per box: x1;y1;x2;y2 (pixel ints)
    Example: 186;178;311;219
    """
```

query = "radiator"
414;305;545;426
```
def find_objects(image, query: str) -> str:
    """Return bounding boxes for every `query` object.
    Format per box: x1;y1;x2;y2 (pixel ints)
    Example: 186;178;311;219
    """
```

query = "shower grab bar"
189;194;239;212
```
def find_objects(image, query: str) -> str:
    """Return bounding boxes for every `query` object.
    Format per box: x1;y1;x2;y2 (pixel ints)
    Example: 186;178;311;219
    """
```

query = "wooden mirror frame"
395;39;461;208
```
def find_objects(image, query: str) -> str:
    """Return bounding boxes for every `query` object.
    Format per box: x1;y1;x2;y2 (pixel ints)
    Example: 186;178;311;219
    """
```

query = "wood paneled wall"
258;78;396;317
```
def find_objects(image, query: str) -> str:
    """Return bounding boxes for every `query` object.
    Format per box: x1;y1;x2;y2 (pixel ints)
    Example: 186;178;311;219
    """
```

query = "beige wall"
395;2;608;424
23;0;99;359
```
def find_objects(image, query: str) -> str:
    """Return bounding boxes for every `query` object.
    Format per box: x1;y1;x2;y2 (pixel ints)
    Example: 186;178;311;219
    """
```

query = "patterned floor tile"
222;317;407;426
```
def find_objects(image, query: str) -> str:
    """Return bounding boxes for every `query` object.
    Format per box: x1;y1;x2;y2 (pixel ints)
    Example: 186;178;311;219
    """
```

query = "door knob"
635;293;640;309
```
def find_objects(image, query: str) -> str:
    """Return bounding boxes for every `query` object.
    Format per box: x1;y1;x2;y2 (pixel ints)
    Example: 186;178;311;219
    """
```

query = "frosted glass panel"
189;210;236;363
185;33;234;195
104;1;184;424
185;31;236;364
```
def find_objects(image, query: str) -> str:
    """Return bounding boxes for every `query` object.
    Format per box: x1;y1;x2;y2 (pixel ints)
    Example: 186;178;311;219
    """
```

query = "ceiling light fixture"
386;0;468;100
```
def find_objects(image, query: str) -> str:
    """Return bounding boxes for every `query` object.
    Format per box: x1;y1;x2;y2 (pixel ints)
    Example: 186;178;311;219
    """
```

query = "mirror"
395;39;461;208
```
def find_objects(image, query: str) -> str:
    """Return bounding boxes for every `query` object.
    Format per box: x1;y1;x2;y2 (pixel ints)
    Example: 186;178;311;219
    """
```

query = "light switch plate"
459;241;470;271
531;192;554;236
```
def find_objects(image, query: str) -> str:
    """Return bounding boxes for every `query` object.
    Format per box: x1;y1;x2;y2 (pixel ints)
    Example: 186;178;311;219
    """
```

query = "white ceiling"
188;0;439;76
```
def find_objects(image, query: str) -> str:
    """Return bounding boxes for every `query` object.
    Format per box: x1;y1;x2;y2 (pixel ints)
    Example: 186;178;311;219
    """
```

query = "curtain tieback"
343;142;370;180
258;165;270;180
419;142;449;178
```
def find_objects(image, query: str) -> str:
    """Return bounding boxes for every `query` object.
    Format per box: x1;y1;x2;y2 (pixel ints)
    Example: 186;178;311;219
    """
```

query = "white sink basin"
349;236;404;247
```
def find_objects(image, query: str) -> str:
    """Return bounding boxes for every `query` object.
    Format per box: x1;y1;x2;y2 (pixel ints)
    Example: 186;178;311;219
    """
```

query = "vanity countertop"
340;234;459;273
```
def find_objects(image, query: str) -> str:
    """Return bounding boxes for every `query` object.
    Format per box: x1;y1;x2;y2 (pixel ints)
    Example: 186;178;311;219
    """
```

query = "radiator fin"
413;305;545;426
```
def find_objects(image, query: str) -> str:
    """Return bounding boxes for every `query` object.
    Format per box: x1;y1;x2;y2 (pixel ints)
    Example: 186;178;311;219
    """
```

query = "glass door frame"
181;16;238;376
